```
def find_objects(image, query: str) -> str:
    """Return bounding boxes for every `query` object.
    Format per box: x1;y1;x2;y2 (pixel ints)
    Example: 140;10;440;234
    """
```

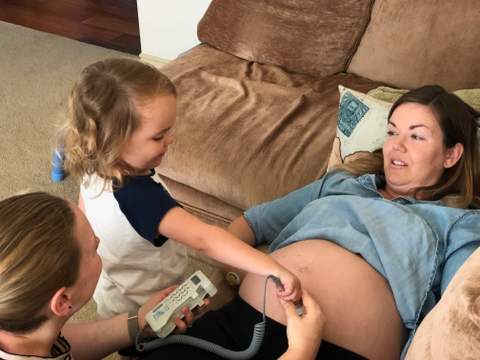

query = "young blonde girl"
62;58;300;318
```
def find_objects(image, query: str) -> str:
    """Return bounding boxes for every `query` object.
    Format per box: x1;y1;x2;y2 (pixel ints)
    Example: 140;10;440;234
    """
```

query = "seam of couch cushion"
344;0;376;72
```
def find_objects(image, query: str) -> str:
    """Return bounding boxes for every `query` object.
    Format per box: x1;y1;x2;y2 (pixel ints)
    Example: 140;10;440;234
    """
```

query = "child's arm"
224;215;260;284
159;207;301;302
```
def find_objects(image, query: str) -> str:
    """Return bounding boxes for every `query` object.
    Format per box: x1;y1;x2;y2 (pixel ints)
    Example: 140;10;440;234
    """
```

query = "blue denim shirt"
244;171;480;356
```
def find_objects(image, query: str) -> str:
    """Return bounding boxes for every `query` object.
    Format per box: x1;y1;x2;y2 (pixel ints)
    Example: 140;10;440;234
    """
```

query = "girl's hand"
274;266;302;302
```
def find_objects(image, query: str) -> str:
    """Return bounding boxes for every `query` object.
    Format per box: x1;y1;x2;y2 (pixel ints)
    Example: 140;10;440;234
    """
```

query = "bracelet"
127;311;140;343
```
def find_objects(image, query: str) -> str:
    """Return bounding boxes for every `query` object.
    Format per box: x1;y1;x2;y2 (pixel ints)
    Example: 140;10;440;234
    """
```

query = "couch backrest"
348;0;480;91
197;0;374;78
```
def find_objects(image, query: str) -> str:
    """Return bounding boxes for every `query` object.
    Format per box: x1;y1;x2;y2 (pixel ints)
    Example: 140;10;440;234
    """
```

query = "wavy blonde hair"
337;85;480;209
62;58;176;185
0;192;79;333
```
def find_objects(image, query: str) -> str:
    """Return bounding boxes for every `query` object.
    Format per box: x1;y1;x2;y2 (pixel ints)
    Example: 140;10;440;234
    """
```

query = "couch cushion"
158;45;382;212
197;0;374;78
348;0;480;91
405;247;480;360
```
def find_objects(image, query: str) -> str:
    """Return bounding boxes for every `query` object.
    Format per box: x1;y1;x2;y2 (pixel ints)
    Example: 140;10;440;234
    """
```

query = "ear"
50;287;74;317
443;143;464;168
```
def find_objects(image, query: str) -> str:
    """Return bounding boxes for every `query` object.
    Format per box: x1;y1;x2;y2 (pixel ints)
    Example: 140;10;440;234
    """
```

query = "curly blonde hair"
62;58;176;185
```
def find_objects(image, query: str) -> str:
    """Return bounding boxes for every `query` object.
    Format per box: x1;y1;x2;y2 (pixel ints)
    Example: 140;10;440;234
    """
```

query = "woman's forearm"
63;313;130;360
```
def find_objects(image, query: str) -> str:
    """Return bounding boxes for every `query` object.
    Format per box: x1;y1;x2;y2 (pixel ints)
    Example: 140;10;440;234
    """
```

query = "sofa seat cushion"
158;45;382;212
405;247;480;360
348;0;480;91
197;0;374;77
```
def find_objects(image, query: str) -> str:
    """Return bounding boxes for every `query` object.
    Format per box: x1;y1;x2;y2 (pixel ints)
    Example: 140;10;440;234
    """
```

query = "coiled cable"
135;275;278;359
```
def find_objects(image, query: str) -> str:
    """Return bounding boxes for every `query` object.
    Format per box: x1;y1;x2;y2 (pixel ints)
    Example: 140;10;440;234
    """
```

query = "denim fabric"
244;171;480;355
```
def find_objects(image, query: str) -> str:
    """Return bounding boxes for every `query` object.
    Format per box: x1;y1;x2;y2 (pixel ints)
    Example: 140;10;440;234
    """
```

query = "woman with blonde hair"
0;192;322;359
0;192;194;358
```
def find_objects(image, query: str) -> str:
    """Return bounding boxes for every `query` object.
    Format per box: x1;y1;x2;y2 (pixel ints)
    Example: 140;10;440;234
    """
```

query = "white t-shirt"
81;172;187;317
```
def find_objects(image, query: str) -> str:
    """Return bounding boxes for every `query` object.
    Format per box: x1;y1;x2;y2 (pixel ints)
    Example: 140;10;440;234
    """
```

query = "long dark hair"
339;85;480;208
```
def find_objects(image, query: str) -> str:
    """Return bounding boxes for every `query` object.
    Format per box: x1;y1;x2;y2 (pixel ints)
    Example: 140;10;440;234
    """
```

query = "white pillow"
327;85;391;170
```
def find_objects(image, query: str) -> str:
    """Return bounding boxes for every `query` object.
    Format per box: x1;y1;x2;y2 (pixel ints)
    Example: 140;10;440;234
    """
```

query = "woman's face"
69;205;102;309
382;102;454;198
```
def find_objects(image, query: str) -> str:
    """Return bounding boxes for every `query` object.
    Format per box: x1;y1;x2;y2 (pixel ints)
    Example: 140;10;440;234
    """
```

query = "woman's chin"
384;180;414;197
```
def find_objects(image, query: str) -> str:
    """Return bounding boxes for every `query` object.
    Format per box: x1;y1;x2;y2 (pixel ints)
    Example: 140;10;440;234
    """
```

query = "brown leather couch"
156;1;480;357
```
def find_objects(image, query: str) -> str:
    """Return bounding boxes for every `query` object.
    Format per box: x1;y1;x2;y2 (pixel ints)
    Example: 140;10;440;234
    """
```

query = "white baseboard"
139;53;171;68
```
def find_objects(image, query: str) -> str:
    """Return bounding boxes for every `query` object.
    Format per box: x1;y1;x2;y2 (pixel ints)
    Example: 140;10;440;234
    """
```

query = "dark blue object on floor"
50;147;67;182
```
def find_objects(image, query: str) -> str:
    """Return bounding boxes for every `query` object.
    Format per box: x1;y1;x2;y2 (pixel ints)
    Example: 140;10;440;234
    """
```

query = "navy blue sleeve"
114;176;179;247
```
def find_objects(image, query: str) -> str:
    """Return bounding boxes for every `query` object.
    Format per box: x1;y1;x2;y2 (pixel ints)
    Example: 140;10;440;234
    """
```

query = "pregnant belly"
239;240;407;359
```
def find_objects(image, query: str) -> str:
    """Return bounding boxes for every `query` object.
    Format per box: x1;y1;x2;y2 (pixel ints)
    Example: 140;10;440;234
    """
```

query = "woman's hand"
137;285;210;336
274;265;302;302
280;290;325;360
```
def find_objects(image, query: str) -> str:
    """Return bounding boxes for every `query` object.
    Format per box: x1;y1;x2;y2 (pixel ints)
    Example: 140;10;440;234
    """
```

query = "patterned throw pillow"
327;86;480;171
327;86;391;170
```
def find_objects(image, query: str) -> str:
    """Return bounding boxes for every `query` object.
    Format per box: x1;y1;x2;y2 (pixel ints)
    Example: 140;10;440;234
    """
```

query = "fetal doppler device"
135;270;303;359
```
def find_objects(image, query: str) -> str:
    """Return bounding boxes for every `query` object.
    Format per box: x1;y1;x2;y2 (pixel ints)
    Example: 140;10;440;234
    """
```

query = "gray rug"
0;20;132;202
0;21;134;358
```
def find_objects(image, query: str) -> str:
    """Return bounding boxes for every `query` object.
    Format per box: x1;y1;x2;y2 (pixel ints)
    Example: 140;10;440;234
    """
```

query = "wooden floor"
0;0;141;54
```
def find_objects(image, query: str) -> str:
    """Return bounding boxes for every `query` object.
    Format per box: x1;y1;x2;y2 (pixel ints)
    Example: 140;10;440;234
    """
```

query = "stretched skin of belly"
239;240;408;359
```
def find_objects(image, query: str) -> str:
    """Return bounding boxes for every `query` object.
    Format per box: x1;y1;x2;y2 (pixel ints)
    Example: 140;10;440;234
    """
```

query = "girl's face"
382;102;461;198
121;94;176;173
